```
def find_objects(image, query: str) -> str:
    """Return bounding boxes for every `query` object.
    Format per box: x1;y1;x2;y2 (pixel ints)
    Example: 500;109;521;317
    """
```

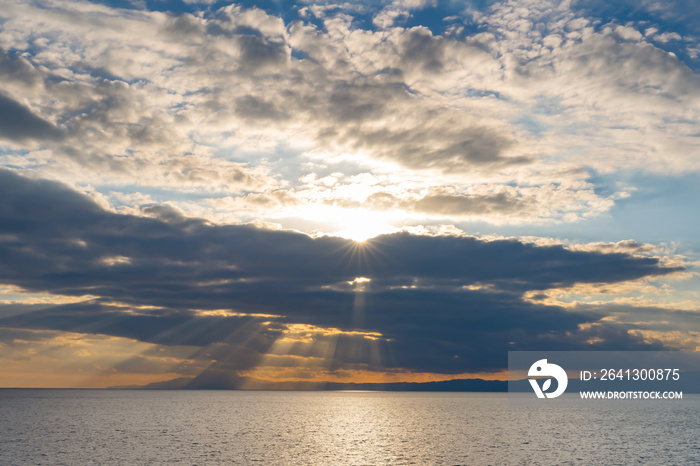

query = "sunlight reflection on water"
0;390;697;465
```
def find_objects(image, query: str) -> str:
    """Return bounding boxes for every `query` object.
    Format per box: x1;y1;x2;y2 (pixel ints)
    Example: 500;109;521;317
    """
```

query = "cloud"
0;94;63;143
0;48;42;87
0;325;200;388
1;1;699;385
0;1;522;184
0;169;678;293
2;0;695;232
473;0;700;173
411;191;531;216
234;95;289;121
0;169;687;375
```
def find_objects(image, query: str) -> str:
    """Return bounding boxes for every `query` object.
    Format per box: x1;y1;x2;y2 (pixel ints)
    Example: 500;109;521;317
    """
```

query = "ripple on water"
0;390;697;465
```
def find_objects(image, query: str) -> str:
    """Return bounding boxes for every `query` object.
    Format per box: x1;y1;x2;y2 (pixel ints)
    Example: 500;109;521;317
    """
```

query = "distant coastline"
107;377;508;392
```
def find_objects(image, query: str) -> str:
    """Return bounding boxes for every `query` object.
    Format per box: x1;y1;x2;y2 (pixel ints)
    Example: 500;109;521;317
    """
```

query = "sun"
335;221;393;242
283;203;398;242
331;208;397;242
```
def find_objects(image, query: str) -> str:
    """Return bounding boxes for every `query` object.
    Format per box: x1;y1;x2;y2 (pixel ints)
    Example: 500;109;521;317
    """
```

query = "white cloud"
0;0;698;232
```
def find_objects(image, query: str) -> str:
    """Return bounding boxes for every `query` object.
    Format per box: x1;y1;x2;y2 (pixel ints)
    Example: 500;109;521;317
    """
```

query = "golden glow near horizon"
1;0;700;390
0;320;506;388
0;328;204;388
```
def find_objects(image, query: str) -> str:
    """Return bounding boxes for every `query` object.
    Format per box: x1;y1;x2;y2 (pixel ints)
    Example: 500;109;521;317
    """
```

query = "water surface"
0;390;697;465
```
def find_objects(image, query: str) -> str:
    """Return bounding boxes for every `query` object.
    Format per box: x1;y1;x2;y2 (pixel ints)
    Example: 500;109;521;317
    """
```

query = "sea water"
0;390;697;465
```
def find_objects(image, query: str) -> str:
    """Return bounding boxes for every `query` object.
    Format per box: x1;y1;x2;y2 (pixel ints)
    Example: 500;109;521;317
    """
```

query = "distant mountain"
112;370;700;393
110;376;508;391
111;377;193;390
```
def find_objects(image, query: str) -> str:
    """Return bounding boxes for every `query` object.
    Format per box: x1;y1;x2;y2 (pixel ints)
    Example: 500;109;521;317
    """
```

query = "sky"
0;0;698;389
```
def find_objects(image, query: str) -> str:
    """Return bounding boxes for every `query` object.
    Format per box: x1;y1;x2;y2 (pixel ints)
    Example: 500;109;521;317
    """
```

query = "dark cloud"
336;189;533;218
399;28;445;73
0;301;277;357
236;34;289;73
0;48;42;87
326;81;405;122
0;327;60;346
203;9;289;75
411;192;531;216
0;303;56;319
0;94;63;142
186;13;523;172
0;168;674;296
572;302;700;340
325;121;524;172
240;190;300;207
167;12;204;36
234;95;289;121
0;169;685;373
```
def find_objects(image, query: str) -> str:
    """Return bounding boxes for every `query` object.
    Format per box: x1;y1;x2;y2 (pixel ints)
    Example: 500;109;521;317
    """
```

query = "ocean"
1;390;697;465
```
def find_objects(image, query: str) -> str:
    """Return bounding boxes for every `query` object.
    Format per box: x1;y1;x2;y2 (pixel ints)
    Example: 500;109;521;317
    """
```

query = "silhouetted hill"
111;376;507;391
